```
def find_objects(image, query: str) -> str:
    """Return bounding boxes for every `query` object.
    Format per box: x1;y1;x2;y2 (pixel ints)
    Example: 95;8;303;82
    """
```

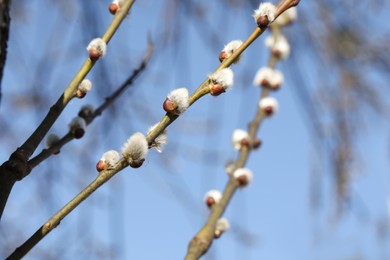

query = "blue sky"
1;1;389;259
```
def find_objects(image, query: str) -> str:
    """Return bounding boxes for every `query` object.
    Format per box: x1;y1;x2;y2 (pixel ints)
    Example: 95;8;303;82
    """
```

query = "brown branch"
0;0;12;103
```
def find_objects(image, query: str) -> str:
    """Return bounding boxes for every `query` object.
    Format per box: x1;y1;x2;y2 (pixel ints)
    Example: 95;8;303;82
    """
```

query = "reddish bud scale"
272;49;283;59
219;51;228;63
263;106;274;116
163;98;177;113
257;15;270;29
89;49;101;61
240;138;250;148
96;160;106;172
236;174;250;186
209;84;225;96
129;159;145;168
76;89;86;99
253;138;262;149
261;79;270;88
214;231;222;239
109;3;119;15
206;197;216;207
240;138;261;149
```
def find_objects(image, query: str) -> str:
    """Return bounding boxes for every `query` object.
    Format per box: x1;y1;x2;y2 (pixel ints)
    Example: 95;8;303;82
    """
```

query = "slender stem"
7;1;296;256
7;22;266;260
0;0;136;220
0;0;12;101
147;26;266;145
28;40;154;169
19;0;136;159
184;19;290;260
6;159;128;259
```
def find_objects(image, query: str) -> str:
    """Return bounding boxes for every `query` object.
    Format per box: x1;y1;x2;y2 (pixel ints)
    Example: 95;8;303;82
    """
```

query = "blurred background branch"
0;0;12;103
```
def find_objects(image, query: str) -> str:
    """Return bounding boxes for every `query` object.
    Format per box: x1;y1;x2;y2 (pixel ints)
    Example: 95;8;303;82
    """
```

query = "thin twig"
146;26;265;145
0;0;136;220
28;39;154;169
7;17;266;260
6;158;129;259
184;16;293;260
7;1;297;257
145;0;300;145
0;0;12;103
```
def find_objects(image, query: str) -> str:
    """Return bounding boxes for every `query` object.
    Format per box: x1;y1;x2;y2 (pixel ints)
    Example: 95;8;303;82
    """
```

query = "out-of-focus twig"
184;7;297;258
0;0;12;104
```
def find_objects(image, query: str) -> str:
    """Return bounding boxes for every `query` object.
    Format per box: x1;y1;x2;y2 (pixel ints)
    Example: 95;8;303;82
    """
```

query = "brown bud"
163;98;177;113
219;51;228;63
240;138;250;148
205;197;216;208
236;174;250;186
129;159;145;168
73;128;85;139
96;160;106;172
109;3;119;15
257;15;269;29
272;49;282;59
89;48;101;61
263;106;274;116
209;84;225;96
214;230;222;239
76;89;86;99
252;138;262;149
261;79;270;88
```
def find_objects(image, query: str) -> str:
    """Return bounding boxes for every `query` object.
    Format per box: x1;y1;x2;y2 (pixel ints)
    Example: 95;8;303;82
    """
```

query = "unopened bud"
109;3;119;14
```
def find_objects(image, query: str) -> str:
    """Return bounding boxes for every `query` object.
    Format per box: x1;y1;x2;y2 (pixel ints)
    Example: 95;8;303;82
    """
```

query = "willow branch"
7;18;267;260
18;0;137;160
146;26;265;144
184;20;293;260
0;0;136;220
146;0;300;144
28;40;154;169
7;1;299;256
6;158;129;259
